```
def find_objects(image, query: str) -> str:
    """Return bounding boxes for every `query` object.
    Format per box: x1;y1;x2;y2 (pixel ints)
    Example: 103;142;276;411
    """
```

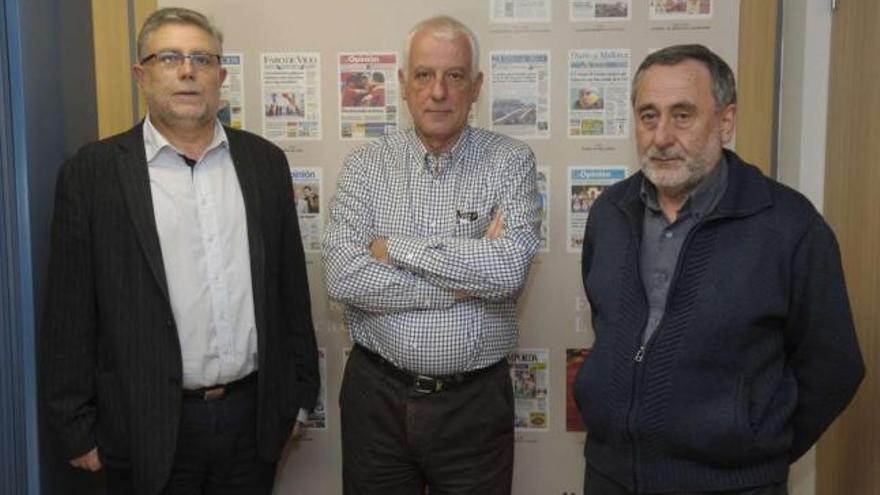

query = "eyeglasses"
140;51;221;69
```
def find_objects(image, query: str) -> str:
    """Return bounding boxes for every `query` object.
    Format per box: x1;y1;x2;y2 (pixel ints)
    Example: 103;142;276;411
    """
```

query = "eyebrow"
636;101;698;113
411;65;469;73
670;102;698;112
152;46;217;54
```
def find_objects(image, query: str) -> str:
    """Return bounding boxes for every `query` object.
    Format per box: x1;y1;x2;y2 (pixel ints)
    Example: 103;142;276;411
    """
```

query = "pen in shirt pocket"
455;208;479;224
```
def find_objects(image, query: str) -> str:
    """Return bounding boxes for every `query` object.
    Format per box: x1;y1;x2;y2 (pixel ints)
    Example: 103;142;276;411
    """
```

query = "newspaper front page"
567;166;627;252
649;0;712;20
536;166;550;252
568;49;631;138
338;52;398;140
570;0;631;21
261;52;322;140
490;50;551;139
565;348;590;432
490;0;552;23
219;54;245;129
508;349;549;431
290;167;323;253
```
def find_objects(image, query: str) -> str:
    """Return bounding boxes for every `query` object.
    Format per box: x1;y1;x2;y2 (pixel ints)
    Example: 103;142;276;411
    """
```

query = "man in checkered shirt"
323;15;541;495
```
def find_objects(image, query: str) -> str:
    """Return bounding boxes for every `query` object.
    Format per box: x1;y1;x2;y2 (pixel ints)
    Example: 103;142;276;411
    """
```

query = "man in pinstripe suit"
41;8;319;494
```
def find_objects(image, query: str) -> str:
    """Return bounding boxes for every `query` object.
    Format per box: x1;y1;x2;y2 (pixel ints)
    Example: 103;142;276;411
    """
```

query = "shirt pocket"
453;196;495;239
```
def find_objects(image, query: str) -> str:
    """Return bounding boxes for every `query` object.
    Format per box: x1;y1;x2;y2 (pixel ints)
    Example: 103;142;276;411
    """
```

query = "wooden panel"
91;0;156;136
133;0;157;120
91;0;134;138
133;0;157;46
736;0;778;175
817;0;880;493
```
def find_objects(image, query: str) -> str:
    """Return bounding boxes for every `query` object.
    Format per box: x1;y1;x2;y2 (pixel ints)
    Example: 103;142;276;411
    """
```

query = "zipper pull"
634;345;645;363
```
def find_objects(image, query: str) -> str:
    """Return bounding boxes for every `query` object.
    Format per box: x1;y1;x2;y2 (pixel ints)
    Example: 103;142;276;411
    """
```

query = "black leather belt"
355;345;505;394
182;372;257;402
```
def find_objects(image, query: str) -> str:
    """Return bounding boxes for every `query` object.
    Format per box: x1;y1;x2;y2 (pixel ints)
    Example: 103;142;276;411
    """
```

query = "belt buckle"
413;375;442;394
203;386;225;401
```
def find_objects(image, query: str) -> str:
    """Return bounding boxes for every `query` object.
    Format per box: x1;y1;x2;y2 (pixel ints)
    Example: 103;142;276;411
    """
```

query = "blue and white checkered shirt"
323;126;541;375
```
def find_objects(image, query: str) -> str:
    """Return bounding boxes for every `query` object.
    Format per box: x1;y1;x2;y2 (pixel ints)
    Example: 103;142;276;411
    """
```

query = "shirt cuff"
387;236;437;270
413;277;457;309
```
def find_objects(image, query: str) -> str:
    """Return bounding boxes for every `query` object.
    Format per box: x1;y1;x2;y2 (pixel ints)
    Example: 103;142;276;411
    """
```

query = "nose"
429;76;447;101
652;116;675;149
177;57;196;78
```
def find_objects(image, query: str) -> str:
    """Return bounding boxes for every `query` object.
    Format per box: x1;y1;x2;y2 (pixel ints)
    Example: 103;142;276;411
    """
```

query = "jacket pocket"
573;351;616;443
664;373;757;465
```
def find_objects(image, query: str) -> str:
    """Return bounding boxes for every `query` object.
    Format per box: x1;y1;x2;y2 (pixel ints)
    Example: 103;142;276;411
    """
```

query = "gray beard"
640;156;708;198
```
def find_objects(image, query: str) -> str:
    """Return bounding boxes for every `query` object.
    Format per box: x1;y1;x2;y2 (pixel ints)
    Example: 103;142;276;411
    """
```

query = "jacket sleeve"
40;150;99;460
275;146;320;413
785;216;865;461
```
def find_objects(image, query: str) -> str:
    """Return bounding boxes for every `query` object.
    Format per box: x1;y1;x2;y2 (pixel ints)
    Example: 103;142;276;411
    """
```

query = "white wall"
778;1;834;493
778;0;832;211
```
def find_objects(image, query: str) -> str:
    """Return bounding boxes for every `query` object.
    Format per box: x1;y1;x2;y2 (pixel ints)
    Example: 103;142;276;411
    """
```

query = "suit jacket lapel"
116;124;171;302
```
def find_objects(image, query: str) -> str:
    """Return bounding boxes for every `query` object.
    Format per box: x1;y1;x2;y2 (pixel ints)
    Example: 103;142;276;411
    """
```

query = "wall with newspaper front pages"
161;1;739;493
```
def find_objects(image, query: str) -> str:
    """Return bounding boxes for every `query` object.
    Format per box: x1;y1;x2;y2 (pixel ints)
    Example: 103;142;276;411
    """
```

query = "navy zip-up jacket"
574;149;864;493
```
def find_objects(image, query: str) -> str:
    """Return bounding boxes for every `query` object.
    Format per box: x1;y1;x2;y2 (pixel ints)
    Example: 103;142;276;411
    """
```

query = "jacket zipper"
625;215;717;492
625;228;650;493
627;344;647;492
634;345;645;362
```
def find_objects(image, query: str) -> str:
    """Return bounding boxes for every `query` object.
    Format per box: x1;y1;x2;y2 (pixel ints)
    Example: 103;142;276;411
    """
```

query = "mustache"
643;147;685;160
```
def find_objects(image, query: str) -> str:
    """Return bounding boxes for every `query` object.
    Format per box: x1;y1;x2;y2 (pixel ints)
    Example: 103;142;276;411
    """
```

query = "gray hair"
631;44;736;110
137;7;223;61
401;16;480;79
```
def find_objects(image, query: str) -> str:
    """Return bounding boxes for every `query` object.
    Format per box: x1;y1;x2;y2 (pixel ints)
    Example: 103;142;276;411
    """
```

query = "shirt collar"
143;114;229;165
640;153;729;220
407;126;471;176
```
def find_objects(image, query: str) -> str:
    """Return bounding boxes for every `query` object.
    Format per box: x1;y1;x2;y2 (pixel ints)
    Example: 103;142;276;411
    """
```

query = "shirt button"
664;231;673;239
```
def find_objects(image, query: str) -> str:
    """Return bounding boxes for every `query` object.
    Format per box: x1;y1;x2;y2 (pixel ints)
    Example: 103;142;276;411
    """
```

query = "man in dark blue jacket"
574;44;864;495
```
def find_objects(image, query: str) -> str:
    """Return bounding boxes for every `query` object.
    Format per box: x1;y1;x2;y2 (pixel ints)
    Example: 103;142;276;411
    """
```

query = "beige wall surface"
141;1;741;493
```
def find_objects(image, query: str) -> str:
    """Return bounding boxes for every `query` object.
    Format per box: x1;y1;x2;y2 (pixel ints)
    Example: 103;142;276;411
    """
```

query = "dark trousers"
105;377;276;495
584;465;788;495
341;345;514;495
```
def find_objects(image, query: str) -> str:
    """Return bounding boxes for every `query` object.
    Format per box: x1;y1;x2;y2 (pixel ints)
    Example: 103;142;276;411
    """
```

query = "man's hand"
288;421;306;442
69;447;102;472
485;210;505;240
370;237;389;262
452;210;506;302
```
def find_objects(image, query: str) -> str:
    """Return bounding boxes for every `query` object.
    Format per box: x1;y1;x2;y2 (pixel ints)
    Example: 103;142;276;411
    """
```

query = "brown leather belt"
182;372;257;402
355;345;505;394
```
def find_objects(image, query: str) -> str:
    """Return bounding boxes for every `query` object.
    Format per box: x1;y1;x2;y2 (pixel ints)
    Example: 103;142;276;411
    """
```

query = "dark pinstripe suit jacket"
41;123;320;494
